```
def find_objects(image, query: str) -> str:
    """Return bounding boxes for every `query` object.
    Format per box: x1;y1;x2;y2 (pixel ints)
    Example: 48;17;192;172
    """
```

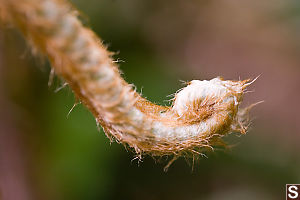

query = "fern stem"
1;0;253;157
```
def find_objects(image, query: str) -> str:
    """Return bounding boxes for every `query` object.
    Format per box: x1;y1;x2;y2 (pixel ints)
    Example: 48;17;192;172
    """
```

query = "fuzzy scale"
172;78;243;117
1;0;252;157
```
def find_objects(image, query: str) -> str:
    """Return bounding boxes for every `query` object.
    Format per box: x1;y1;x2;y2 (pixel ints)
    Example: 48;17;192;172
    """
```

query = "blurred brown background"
1;0;300;199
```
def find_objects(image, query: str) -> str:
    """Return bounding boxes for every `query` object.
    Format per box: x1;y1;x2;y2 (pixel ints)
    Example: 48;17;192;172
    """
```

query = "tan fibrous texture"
1;0;254;158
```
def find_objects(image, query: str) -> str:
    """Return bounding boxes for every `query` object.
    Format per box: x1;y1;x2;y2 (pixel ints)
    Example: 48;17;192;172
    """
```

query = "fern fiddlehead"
0;0;255;163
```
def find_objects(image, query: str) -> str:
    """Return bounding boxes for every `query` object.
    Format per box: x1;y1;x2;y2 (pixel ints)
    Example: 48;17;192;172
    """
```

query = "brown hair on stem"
0;0;257;167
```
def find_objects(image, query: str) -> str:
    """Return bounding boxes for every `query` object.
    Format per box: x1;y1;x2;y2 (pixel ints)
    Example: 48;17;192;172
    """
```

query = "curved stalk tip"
1;0;257;161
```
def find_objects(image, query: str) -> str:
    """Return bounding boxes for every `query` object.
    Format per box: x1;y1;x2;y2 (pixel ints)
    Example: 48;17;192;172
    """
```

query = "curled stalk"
0;0;255;161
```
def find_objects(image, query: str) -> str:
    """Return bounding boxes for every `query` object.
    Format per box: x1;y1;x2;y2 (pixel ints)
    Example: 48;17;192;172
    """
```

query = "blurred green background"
1;0;300;199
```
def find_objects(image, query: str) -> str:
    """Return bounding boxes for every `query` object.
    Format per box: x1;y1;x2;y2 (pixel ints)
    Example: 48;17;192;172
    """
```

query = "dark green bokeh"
1;0;300;200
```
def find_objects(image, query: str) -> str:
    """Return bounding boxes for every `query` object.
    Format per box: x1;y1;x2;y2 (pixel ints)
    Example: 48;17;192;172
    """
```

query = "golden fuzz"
1;0;256;162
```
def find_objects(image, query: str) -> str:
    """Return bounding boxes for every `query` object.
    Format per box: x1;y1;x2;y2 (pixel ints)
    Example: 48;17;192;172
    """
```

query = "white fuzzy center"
172;78;238;116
